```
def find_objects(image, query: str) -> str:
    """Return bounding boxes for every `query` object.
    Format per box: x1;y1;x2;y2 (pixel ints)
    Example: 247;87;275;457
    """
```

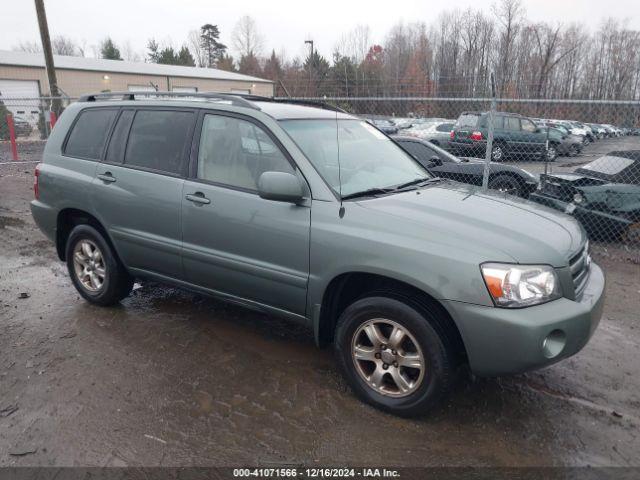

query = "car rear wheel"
490;144;505;162
335;295;456;417
488;174;524;197
66;225;133;306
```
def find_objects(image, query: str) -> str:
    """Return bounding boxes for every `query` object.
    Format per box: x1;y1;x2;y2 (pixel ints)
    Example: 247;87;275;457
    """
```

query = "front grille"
569;242;591;296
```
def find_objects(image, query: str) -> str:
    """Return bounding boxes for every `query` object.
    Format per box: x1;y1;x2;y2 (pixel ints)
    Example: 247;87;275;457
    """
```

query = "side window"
124;110;194;175
521;119;537;133
436;123;454;132
105;110;135;163
64;108;118;160
505;117;521;131
197;114;295;191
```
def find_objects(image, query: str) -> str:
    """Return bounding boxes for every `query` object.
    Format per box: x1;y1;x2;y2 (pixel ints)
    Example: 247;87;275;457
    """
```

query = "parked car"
404;120;455;148
392;135;538;197
450;111;557;161
529;151;640;243
544;126;583;157
31;92;604;417
368;118;399;135
587;124;607;139
12;116;33;137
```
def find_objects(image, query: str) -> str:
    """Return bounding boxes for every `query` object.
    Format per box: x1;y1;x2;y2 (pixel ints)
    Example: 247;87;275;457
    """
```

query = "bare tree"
12;41;42;53
492;0;524;95
51;35;81;56
187;29;206;67
231;15;264;58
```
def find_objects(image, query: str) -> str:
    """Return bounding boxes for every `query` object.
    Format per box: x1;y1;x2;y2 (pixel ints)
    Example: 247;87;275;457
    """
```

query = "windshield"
456;114;479;128
280;119;430;197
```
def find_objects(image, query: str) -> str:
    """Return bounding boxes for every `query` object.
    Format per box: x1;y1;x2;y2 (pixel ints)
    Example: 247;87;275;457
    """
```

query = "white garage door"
0;79;41;128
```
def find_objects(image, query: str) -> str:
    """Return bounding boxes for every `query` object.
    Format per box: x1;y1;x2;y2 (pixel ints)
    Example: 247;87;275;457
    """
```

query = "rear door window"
105;110;135;164
64;108;118;160
124;110;194;175
504;117;521;131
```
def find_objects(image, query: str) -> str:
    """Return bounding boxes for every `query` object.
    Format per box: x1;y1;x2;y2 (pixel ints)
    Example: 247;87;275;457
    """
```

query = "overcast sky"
3;0;639;61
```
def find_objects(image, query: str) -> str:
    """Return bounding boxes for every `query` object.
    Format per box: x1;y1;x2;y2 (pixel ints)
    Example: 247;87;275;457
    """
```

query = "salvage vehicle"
529;151;640;244
392;135;538;197
450;111;557;161
31;92;605;417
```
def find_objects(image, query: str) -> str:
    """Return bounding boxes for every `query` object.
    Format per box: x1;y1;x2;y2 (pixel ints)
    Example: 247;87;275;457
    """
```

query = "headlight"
573;193;584;204
480;263;562;308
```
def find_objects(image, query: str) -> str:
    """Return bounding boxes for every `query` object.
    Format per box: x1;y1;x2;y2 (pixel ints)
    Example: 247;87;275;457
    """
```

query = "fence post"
6;114;18;161
482;73;496;190
49;110;57;129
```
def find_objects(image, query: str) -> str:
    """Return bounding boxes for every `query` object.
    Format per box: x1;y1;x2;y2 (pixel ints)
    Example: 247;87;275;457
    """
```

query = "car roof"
76;91;357;121
253;101;356;120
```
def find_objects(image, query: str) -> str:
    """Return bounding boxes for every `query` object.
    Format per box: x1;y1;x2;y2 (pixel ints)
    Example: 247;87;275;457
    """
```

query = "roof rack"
77;91;261;110
224;93;348;114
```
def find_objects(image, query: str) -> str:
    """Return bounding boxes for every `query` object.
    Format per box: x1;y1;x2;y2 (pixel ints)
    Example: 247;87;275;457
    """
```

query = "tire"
65;224;133;306
571;144;581;157
546;143;558;162
490;143;505;162
488;174;524;197
335;295;457;417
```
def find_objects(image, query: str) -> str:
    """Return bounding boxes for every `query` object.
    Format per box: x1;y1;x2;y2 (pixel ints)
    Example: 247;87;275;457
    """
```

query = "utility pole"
34;0;61;115
305;40;314;95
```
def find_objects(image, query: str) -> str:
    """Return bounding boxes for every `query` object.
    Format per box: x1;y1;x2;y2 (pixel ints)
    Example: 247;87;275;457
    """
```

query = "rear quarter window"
64;108;118;160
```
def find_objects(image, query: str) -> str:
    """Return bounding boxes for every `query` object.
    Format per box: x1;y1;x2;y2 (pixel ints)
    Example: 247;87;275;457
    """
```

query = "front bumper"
442;263;605;376
528;193;631;238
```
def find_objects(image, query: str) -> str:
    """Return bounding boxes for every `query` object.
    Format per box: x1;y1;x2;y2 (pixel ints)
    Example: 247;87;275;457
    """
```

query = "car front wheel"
546;143;558;161
66;225;134;306
335;295;456;417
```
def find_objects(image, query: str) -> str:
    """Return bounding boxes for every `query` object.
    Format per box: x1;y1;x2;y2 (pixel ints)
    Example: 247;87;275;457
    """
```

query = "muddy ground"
0;139;639;467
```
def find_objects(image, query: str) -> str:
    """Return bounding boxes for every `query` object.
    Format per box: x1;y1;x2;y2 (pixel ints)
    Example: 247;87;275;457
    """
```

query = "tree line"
12;1;640;100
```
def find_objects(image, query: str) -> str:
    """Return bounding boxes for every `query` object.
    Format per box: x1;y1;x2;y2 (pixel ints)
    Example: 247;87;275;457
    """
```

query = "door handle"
185;192;211;205
97;172;116;183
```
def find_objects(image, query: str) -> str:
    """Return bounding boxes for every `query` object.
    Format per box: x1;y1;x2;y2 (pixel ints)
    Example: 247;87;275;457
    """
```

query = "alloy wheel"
491;145;503;161
351;319;425;398
72;239;106;292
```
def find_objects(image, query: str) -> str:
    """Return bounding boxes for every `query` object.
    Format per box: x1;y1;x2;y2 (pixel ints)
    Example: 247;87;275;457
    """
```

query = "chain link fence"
1;93;639;256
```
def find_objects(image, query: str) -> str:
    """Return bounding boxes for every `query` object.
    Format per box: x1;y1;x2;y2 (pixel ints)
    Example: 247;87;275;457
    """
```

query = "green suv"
451;111;557;161
31;92;604;416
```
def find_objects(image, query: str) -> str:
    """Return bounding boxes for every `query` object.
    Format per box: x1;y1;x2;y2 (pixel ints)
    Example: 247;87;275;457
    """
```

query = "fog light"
573;193;584;204
542;330;566;359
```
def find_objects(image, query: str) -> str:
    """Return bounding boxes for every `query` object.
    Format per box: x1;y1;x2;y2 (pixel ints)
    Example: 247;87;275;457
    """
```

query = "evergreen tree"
238;53;262;77
263;50;283;82
100;38;122;60
177;46;196;66
200;24;227;67
217;54;236;72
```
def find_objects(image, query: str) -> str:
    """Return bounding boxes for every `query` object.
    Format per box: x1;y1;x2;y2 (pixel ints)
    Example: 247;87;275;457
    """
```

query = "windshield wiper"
341;187;394;200
393;177;442;191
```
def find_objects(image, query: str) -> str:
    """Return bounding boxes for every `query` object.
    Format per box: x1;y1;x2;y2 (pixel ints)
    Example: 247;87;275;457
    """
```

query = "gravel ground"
0;138;639;467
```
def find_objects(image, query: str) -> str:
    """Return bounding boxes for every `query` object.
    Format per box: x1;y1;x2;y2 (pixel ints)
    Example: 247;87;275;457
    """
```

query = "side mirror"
429;155;443;167
258;171;304;204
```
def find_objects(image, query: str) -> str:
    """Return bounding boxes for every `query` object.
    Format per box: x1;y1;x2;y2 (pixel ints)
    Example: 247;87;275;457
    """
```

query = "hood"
355;182;584;266
543;172;607;186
